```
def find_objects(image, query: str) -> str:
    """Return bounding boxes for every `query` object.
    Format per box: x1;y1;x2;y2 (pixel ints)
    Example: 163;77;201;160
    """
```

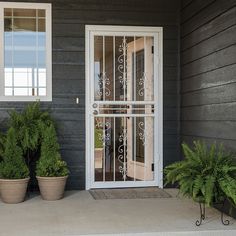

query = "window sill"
0;96;52;102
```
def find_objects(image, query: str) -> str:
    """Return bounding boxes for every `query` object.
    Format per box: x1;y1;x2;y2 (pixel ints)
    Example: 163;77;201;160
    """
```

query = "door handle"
93;110;98;115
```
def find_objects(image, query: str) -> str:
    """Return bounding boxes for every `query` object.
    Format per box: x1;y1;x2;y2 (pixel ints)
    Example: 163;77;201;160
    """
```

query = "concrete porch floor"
0;189;236;236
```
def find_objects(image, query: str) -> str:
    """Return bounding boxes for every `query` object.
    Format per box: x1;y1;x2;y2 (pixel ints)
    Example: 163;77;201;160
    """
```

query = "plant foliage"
0;132;6;161
9;102;53;153
165;141;236;207
95;129;103;149
0;128;29;179
36;124;69;177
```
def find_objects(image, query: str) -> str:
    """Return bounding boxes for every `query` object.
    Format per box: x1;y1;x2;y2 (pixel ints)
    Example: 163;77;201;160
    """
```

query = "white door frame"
85;25;163;190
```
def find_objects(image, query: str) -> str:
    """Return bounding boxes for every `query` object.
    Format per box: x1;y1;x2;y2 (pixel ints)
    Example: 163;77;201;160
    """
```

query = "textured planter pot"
36;176;68;201
0;178;29;204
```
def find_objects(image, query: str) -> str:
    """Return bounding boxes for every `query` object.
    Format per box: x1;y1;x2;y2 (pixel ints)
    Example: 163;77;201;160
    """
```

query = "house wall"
180;0;236;151
0;0;181;189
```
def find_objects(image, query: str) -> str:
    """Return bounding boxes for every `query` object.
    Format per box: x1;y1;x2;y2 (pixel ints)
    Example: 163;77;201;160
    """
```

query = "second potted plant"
36;124;69;201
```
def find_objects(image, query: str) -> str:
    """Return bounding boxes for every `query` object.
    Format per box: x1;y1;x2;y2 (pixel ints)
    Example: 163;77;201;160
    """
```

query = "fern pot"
0;178;29;204
36;176;68;201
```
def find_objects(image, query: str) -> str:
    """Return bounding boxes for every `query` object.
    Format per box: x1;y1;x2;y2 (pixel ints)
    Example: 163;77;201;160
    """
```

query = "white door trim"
85;25;163;190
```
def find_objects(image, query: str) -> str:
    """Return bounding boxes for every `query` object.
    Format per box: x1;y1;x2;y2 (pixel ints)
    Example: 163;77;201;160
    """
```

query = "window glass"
3;8;47;97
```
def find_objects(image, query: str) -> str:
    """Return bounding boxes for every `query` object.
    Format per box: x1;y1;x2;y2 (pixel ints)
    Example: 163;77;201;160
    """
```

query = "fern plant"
0;127;29;179
36;124;69;177
165;141;236;207
9;102;53;154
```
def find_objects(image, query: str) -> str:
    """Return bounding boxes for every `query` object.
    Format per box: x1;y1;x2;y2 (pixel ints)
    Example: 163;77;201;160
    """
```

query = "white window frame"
0;2;52;101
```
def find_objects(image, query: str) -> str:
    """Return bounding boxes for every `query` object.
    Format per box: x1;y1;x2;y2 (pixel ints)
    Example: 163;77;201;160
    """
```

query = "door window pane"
93;36;154;102
94;116;154;182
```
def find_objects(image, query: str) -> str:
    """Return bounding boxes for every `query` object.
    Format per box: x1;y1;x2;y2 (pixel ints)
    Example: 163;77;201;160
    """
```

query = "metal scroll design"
118;38;128;90
138;121;146;146
97;72;111;98
96;120;111;145
138;72;146;97
118;128;127;180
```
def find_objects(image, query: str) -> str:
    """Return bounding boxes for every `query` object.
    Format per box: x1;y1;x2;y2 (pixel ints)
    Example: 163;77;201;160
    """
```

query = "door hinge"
151;163;154;172
151;46;154;54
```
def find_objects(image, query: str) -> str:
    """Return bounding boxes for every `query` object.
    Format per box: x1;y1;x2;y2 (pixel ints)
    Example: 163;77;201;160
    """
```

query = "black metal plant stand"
196;203;205;226
220;199;230;226
196;200;230;226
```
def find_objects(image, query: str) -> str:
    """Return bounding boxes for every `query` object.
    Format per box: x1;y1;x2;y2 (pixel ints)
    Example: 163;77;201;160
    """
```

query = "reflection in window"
4;8;46;96
93;35;154;102
132;49;145;101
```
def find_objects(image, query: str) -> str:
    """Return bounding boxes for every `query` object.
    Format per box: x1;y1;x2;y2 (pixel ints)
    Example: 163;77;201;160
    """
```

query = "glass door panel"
87;26;162;188
94;116;154;182
94;36;154;102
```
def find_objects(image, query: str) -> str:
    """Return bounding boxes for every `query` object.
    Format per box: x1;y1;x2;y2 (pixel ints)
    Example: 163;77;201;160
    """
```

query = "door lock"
92;103;98;108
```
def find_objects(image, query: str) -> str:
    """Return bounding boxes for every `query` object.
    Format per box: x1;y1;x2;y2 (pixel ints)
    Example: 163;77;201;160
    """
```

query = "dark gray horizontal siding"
182;121;236;140
181;83;236;107
181;0;236;37
181;0;194;10
182;135;236;152
182;44;236;79
182;103;236;121
181;25;236;65
0;0;181;189
181;0;215;24
181;0;236;152
46;0;180;12
181;64;236;93
53;24;180;39
181;4;236;51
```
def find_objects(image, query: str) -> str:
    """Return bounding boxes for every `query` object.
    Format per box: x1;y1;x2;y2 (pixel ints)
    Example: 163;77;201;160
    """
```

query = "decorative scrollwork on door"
138;72;146;97
118;128;127;179
95;120;111;145
97;72;111;98
118;38;128;90
138;121;146;146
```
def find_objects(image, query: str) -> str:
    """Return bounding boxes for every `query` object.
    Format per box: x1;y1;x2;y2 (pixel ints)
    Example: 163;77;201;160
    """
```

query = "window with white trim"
0;2;52;101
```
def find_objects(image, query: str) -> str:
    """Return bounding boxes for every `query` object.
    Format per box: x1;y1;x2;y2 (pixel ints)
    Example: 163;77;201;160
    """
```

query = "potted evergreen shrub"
0;132;5;162
9;102;53;191
36;124;69;200
0;128;30;204
165;141;236;208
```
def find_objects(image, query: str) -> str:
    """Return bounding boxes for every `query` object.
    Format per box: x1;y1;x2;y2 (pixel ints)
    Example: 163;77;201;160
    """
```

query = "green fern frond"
192;175;204;199
165;141;236;207
204;176;215;206
219;176;236;205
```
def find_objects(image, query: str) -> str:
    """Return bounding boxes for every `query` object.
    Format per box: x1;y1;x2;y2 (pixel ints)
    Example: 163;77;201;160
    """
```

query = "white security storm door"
86;26;163;189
